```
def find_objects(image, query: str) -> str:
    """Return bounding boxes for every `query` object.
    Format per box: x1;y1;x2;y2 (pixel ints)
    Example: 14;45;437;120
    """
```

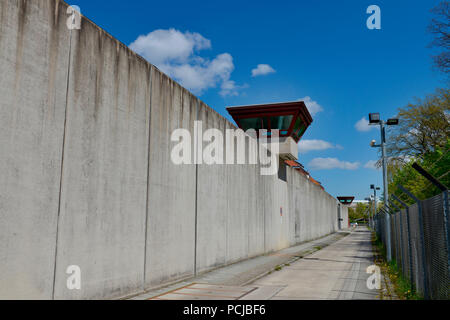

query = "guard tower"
226;101;313;161
337;197;354;229
337;196;355;205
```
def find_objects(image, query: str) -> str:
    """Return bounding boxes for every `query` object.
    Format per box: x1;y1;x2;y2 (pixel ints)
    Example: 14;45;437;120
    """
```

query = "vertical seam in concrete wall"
194;160;198;275
225;134;229;261
252;166;256;255
262;166;266;253
52;28;73;300
143;66;153;289
247;166;251;258
194;99;199;276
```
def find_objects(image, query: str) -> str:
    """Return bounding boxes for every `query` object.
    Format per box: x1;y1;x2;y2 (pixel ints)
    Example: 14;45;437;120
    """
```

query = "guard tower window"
270;115;293;131
239;117;267;131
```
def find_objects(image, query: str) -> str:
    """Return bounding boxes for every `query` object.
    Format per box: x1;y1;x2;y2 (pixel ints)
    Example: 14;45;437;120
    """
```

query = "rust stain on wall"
46;0;67;121
14;0;28;92
127;51;137;116
71;16;86;107
94;28;104;121
0;0;8;47
113;41;121;120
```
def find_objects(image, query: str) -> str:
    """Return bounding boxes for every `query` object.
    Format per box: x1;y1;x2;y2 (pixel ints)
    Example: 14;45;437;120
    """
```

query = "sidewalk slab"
152;284;257;300
129;231;350;300
253;227;380;300
239;286;285;300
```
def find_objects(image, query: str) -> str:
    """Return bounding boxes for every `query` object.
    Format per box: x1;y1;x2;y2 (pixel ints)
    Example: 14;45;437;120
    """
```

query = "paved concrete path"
251;226;379;299
130;227;380;300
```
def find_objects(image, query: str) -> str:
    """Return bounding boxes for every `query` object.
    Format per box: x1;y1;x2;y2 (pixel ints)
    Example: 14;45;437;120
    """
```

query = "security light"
370;140;377;147
386;118;399;126
369;113;380;124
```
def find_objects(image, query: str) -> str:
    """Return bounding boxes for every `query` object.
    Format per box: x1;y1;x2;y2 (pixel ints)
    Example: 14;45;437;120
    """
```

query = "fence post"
389;199;403;272
380;207;391;250
398;184;429;299
392;194;414;290
391;210;396;263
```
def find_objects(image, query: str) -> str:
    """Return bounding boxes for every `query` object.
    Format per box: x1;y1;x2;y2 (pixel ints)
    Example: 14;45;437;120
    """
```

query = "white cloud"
251;64;276;77
219;80;248;97
364;160;379;170
299;96;324;116
298;139;343;154
355;117;376;132
162;53;237;96
130;29;242;96
308;157;360;170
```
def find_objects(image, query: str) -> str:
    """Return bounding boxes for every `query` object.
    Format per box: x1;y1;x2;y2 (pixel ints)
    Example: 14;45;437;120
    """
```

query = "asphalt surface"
252;226;379;299
130;227;380;300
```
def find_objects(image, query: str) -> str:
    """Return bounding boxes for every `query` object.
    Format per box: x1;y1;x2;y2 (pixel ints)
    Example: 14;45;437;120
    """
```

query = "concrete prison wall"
0;0;347;299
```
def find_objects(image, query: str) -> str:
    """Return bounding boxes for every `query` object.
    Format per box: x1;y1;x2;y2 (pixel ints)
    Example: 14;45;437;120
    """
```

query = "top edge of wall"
59;0;237;130
286;166;338;202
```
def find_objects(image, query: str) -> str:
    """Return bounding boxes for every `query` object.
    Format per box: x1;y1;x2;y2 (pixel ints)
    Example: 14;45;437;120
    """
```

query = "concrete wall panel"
248;165;265;257
0;0;71;299
261;173;290;253
195;103;228;273
53;18;150;299
145;69;196;288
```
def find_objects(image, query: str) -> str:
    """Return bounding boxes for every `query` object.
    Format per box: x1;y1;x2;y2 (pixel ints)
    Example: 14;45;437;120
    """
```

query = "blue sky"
72;0;445;199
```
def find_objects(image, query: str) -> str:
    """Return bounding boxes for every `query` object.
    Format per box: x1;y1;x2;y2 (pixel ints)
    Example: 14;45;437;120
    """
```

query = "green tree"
386;88;450;162
389;139;450;204
348;202;370;222
385;89;449;204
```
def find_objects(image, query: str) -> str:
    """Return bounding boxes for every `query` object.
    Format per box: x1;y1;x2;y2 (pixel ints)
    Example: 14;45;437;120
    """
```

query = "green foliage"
387;260;422;300
372;233;422;300
389;139;450;204
386;88;450;160
348;202;370;222
386;88;450;204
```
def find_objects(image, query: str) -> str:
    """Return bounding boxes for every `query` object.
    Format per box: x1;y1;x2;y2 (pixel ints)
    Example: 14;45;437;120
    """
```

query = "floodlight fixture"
369;113;381;124
386;118;399;126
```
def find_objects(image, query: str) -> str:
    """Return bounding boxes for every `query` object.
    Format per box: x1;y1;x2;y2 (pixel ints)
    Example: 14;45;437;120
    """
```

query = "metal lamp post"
370;185;380;227
365;197;372;227
369;113;398;262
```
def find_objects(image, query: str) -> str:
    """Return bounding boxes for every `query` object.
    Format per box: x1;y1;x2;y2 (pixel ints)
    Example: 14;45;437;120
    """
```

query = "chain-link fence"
373;190;450;299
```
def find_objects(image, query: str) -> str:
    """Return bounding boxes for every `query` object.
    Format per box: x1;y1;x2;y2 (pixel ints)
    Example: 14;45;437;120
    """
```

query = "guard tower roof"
226;101;313;143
